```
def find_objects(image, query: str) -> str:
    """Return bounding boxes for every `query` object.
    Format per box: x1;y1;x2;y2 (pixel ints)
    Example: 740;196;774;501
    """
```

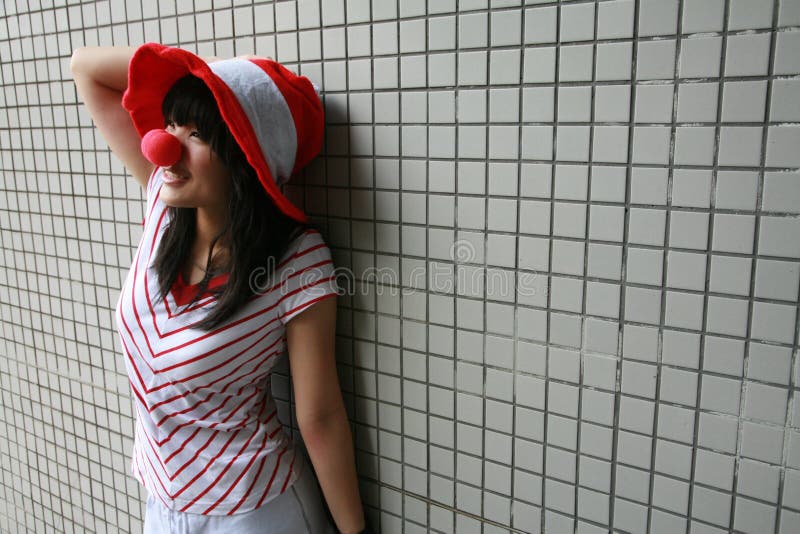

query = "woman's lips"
163;170;189;185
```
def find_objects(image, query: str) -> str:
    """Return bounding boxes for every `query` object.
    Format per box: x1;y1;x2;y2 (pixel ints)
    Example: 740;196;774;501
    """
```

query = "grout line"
644;0;686;530
686;0;732;531
609;0;642;530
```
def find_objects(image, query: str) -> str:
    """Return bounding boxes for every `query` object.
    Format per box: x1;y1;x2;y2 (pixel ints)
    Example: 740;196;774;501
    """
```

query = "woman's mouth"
163;170;190;185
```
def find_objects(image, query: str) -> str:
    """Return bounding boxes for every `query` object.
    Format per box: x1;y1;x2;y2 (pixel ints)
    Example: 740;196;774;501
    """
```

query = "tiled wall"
1;0;799;533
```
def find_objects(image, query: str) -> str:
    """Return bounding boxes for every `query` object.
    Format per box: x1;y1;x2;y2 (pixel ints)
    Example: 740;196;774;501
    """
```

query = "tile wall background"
1;0;799;532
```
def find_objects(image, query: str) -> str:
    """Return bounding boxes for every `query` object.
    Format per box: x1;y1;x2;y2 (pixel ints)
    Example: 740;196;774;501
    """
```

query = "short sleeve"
278;231;340;324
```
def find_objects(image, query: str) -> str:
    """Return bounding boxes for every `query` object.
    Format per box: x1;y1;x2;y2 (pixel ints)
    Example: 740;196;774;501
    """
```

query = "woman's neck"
194;206;230;265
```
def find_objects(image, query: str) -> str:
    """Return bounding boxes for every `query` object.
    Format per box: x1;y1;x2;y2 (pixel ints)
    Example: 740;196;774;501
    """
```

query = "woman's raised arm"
70;46;154;190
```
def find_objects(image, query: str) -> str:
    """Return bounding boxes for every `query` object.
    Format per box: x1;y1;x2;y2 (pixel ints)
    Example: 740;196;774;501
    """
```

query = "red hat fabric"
122;43;324;223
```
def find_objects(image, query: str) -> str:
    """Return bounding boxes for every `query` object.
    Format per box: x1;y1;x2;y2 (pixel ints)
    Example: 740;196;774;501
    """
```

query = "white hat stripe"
209;59;298;185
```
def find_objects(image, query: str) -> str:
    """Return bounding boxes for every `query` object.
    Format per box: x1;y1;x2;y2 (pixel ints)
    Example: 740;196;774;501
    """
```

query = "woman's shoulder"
283;228;331;258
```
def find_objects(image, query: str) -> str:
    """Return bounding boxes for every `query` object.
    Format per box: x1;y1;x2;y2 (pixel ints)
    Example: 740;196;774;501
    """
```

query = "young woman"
70;44;369;534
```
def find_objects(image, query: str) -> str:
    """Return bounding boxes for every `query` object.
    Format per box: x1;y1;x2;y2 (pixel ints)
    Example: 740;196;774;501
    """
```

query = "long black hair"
152;75;305;331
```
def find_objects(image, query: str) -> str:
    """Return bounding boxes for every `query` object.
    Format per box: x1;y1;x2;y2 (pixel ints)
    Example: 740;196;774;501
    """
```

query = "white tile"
458;11;487;49
719;126;764;167
754;259;800;301
592;126;629;163
523;47;556;83
489;49;521;85
669;211;708;250
691;486;732;528
578;487;610;525
559;44;594;82
589;205;625;242
522;87;554;122
457;125;486;158
597;0;635;39
552;202;586;239
550;239;584;277
774;31;800;75
587;243;623;280
429;15;456;51
665;291;704;330
677;82;719;122
518;200;550;235
549;311;583;348
658;404;696;444
672;169;712;208
679;36;722;78
596;41;633;81
629;208;667;246
715;170;759;211
726;33;772;77
594;85;631;122
488;163;518;197
769;79;800;122
613;496;648;532
759;216;800;259
721;80;767;122
490;9;521;46
518;236;549;272
652;475;690;514
712;214;755;254
666;251;706;291
746;342;793;385
744;382;788;425
751;301;797;344
558;86;592;123
706;296;750;337
560;2;595;42
524;6;557;44
585;281;621;319
632;126;671;164
763;172;800;214
742;421;785;463
489;88;518;123
624;286;662;324
778;0;800;26
728;0;774;30
634;83;674;123
522;125;554;159
637;39;676;80
627;247;664;286
554;164;588;200
488;125;519;160
766;126;800;167
591;166;627;202
682;0;725;33
708;255;752;297
639;0;678;37
675;126;715;166
458;51;488;86
733;497;777;534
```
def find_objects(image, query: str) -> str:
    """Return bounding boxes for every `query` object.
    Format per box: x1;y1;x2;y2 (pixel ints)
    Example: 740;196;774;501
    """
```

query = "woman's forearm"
300;404;366;534
70;46;137;93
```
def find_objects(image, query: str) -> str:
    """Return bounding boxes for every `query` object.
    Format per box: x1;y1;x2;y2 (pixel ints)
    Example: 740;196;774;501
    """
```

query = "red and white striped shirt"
115;168;339;515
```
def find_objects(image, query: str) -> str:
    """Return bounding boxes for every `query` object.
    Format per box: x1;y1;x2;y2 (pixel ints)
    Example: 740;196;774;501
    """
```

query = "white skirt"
143;456;337;534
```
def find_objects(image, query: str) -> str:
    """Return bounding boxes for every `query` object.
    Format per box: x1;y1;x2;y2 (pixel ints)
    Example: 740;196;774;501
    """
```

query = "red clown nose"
141;128;182;167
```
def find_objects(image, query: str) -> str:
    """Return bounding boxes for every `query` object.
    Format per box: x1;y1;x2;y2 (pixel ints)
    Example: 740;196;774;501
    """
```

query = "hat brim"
122;43;309;223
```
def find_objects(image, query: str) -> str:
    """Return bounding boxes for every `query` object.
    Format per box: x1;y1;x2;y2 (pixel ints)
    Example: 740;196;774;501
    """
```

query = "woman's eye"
189;130;203;139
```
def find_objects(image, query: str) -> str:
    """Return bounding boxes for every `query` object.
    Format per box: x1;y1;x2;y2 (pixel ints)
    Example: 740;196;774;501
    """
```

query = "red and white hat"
122;43;324;223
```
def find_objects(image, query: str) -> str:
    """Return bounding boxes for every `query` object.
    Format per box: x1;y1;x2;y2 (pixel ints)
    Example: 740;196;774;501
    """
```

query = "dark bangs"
161;75;236;163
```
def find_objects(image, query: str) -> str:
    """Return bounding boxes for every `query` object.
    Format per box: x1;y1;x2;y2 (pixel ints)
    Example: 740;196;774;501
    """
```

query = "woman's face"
158;122;231;214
